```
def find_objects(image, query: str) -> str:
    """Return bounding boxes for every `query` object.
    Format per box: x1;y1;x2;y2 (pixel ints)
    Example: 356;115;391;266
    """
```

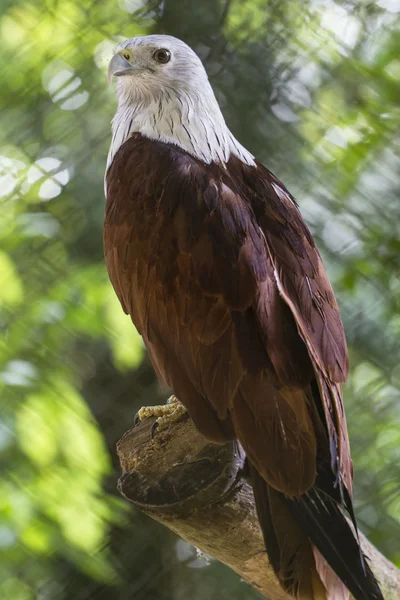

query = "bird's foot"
134;395;187;438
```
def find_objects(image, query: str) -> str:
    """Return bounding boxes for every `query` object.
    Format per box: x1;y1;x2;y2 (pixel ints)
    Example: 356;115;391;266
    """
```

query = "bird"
104;34;383;600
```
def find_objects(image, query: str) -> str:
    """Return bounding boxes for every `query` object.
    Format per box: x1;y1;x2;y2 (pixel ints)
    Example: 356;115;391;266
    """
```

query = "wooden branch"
117;416;400;600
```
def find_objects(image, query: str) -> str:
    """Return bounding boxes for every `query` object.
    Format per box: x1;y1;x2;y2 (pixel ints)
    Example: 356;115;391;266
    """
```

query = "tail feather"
284;484;383;600
249;462;332;599
249;461;383;600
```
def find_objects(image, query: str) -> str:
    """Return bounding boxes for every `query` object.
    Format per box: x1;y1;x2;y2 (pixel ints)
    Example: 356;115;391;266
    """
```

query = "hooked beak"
107;53;141;85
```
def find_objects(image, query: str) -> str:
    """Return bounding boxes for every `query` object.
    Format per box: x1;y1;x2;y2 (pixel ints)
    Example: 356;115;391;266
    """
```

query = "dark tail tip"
283;487;384;600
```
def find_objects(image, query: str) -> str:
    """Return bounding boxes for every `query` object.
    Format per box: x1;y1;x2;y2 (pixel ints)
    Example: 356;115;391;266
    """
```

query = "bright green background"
0;1;399;598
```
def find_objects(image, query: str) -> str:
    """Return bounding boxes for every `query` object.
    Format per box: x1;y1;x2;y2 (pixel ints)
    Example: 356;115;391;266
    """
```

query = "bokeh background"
1;0;399;598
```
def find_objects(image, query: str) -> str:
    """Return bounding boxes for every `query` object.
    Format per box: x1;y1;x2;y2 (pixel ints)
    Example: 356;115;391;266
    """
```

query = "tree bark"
117;416;400;600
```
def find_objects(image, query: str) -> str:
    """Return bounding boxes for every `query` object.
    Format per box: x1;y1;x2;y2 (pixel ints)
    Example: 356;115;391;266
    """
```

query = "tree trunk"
117;416;400;600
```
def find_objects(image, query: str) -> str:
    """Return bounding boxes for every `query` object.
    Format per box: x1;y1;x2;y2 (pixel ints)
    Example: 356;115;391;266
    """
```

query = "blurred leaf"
104;288;144;371
0;252;23;307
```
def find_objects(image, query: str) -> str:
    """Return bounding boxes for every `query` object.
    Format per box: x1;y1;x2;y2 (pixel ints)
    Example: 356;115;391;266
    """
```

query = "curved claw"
134;411;142;427
151;420;159;439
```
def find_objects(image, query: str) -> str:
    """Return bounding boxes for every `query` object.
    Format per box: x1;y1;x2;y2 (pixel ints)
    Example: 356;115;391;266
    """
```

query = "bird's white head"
106;34;254;172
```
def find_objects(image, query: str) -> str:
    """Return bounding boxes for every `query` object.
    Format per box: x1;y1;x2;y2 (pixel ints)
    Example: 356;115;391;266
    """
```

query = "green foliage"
0;0;399;598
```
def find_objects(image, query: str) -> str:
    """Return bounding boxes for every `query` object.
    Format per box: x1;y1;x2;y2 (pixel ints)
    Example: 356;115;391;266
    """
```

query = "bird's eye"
153;49;171;64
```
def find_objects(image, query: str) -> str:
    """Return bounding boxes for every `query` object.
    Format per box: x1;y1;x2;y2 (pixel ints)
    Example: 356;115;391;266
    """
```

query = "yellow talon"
134;395;187;436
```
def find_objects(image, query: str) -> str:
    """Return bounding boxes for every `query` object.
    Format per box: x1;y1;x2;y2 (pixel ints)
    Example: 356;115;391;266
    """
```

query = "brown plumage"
104;132;382;600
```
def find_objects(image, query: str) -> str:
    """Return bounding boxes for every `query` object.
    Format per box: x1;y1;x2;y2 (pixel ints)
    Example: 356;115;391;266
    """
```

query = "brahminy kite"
104;34;382;600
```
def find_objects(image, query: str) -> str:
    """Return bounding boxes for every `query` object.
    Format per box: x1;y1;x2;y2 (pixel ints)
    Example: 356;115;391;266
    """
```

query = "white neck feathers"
107;83;255;172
